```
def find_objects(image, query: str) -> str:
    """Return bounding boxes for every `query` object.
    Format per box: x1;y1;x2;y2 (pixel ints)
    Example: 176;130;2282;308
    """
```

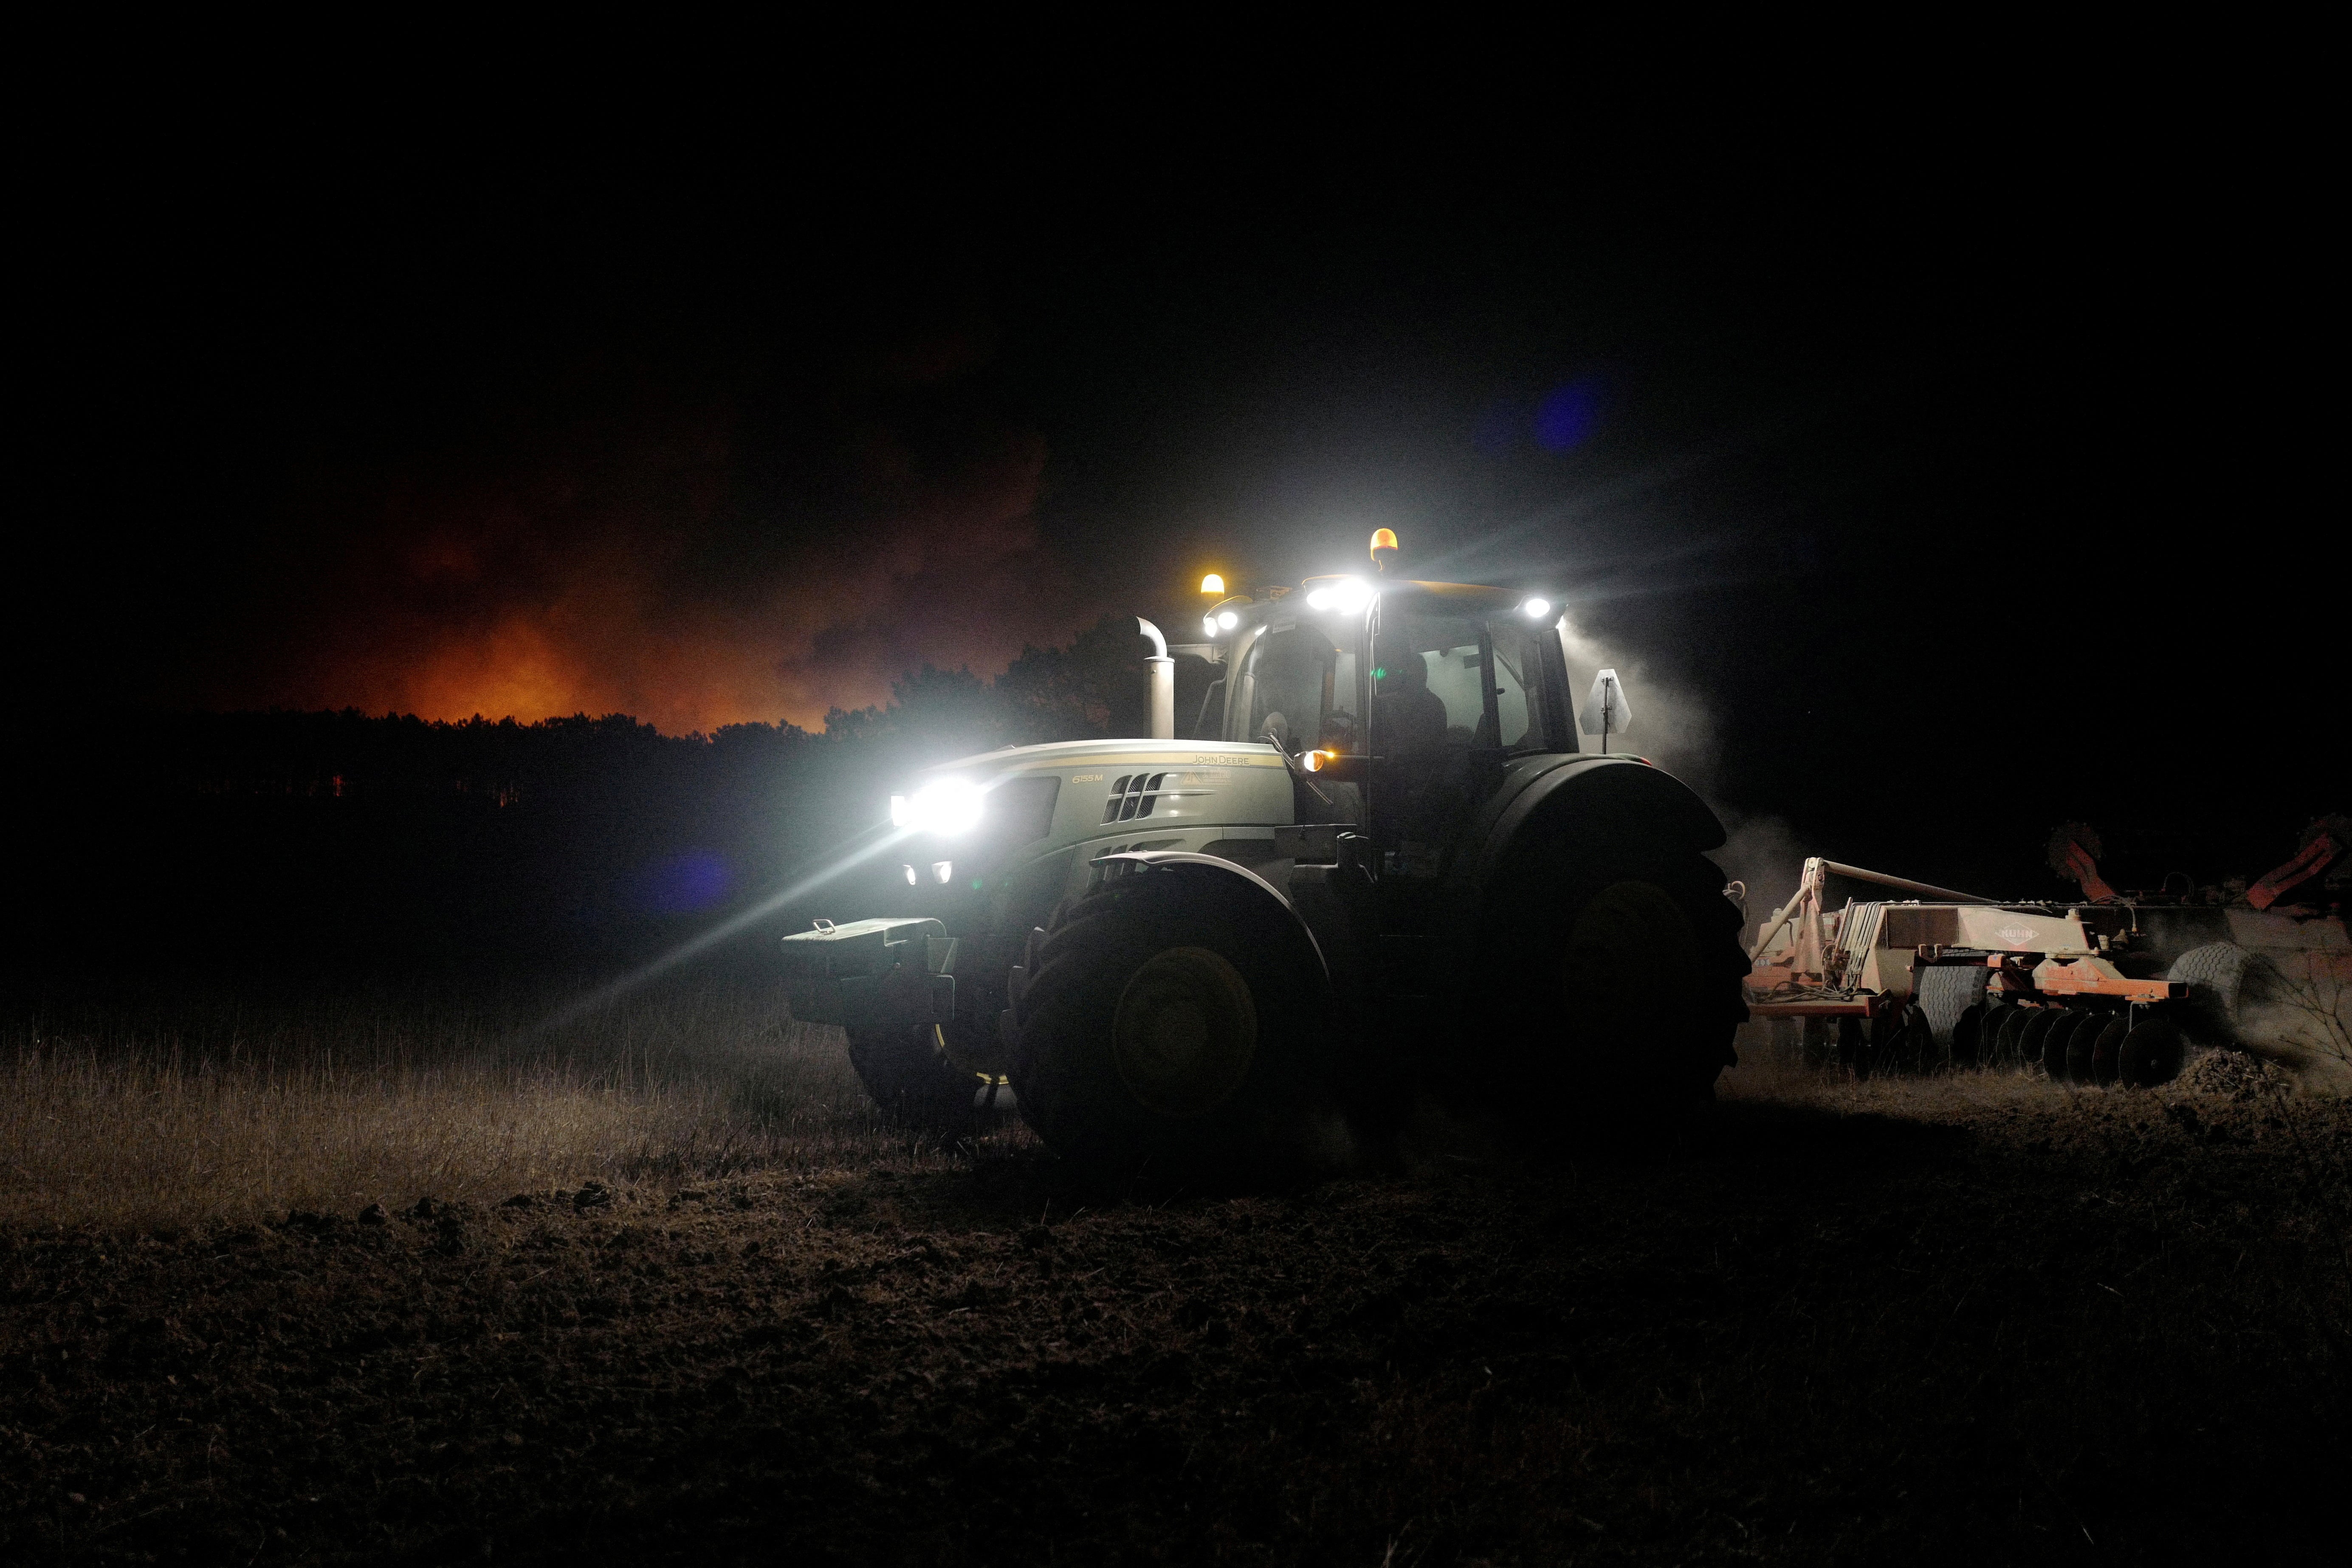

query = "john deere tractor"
780;533;1747;1168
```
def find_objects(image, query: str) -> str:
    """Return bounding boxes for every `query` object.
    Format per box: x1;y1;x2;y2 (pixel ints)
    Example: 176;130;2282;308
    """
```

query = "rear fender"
1460;754;1726;903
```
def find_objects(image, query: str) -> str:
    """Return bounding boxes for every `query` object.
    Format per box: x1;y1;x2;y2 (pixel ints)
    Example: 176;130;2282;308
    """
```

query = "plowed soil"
6;1069;2348;1565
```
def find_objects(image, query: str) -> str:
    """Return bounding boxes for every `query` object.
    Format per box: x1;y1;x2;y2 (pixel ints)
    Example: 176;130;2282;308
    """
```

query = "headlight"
890;779;985;835
1521;596;1551;619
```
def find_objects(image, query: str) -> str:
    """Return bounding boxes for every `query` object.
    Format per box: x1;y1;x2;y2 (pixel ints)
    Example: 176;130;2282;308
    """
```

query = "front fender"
1094;851;1333;988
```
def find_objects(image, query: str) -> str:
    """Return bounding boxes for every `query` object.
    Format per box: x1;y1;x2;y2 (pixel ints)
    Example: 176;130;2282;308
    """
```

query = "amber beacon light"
1368;529;1399;574
1199;573;1225;595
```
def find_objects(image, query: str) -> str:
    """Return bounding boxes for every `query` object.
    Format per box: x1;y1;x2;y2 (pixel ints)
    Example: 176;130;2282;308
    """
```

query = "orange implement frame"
2248;832;2343;912
2031;957;2186;1004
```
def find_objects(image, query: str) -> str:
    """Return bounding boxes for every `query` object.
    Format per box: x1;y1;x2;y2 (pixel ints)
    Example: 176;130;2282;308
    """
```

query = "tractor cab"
1200;570;1577;888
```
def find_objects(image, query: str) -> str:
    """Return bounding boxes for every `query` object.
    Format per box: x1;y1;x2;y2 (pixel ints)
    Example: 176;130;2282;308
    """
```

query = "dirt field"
4;997;2349;1565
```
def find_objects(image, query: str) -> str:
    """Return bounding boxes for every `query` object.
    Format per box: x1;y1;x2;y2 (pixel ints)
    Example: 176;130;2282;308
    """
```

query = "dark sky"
24;113;2341;888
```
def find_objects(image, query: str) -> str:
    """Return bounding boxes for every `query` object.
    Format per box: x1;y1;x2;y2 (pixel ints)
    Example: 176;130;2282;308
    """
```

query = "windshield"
1241;626;1360;753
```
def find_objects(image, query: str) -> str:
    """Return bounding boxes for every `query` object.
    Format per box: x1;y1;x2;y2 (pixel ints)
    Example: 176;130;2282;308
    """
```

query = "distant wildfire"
218;414;1087;735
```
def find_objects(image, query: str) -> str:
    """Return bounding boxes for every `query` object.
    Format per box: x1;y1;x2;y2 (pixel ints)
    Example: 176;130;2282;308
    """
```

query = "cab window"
1241;626;1359;753
1486;621;1548;750
1374;612;1553;755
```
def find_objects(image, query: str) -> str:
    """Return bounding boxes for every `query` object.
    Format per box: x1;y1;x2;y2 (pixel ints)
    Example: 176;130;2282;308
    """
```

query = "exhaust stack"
1137;618;1174;740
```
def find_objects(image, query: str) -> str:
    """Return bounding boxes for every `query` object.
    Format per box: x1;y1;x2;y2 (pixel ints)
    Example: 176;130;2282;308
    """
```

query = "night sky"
23;118;2341;892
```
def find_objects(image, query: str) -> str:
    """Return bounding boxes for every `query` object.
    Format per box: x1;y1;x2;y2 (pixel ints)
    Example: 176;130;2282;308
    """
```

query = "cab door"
1226;614;1367;828
1365;602;1560;879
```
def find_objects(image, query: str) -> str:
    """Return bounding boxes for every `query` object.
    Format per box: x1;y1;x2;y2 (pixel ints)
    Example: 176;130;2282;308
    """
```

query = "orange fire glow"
225;420;1082;734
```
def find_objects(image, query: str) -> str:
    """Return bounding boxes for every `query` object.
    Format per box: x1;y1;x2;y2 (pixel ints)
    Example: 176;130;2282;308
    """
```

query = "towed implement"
1745;857;2195;1085
779;532;1749;1170
1748;818;2352;1085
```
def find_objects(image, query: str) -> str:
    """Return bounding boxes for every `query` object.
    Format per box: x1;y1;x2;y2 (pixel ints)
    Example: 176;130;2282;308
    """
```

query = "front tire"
1008;867;1325;1174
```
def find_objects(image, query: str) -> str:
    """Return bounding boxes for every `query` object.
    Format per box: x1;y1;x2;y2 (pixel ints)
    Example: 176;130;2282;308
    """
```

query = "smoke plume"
205;398;1088;735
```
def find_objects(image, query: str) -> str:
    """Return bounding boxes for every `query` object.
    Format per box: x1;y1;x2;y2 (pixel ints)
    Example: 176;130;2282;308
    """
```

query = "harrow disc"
2089;1016;2130;1086
1994;1005;2036;1067
2119;1015;2189;1087
2018;1008;2062;1074
2041;1010;2085;1082
2062;1011;2102;1083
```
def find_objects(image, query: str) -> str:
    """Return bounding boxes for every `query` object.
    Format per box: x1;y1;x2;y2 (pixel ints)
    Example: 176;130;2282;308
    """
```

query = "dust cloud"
1556;613;1808;940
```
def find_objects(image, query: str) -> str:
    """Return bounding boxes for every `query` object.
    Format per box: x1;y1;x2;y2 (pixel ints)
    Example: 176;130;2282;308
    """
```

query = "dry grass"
0;975;979;1232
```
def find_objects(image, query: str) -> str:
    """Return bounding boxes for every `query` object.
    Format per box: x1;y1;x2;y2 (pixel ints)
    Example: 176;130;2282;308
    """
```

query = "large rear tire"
1007;866;1325;1174
1485;840;1748;1122
1952;1003;1986;1068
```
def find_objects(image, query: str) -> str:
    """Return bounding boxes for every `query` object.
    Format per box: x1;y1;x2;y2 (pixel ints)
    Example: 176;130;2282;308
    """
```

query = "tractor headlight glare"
894;779;985;835
1522;597;1552;619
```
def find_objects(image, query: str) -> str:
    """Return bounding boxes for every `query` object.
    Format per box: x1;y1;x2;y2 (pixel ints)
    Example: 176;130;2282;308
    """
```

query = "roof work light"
1304;578;1371;614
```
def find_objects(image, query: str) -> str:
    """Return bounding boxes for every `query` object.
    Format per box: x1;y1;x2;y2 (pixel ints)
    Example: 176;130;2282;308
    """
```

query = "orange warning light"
1200;573;1225;595
1369;529;1399;572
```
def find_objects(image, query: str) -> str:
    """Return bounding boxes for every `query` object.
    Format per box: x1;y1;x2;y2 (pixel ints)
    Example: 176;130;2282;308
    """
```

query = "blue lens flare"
641;850;731;914
1534;379;1601;451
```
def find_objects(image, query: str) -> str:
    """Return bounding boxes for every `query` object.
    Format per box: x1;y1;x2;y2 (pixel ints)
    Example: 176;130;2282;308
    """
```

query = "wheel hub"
1111;946;1258;1117
1560;880;1700;1039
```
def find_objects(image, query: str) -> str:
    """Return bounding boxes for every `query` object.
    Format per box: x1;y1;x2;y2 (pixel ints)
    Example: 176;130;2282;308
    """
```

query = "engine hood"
917;738;1288;780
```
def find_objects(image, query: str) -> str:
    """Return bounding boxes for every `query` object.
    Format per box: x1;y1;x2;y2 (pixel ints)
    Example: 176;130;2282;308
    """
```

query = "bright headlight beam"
898;778;984;835
1522;597;1552;618
534;818;913;1030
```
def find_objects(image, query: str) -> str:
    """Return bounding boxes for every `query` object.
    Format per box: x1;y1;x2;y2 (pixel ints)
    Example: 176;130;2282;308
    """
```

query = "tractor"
779;533;1749;1169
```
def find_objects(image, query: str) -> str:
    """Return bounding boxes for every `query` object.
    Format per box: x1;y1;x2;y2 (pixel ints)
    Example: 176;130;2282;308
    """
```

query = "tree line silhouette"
31;616;1207;975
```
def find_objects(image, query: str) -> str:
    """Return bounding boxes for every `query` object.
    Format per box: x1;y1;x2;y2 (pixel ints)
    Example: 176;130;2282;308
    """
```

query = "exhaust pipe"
1137;617;1174;740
